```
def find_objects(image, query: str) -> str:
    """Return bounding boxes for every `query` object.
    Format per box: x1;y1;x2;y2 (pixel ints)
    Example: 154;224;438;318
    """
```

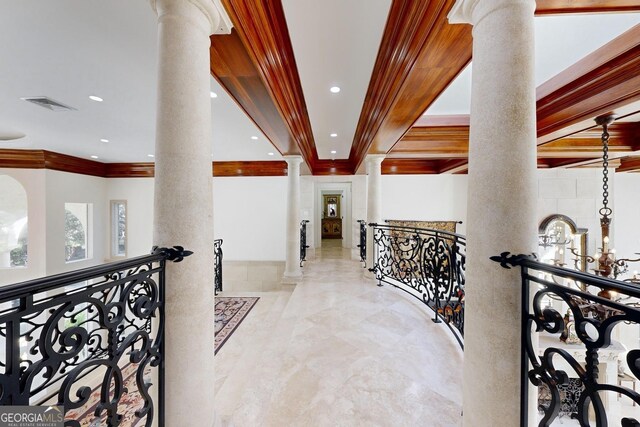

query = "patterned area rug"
215;296;260;354
64;363;150;427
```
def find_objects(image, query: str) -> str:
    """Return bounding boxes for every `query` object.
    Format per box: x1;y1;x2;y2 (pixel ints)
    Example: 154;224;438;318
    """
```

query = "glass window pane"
111;201;126;257
65;203;89;262
0;175;28;268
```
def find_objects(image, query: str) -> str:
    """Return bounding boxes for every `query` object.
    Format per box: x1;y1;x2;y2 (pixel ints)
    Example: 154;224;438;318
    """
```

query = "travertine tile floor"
214;240;463;427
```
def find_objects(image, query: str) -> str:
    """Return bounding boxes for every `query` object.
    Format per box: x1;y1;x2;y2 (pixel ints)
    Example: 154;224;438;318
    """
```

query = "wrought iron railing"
369;223;466;348
357;220;366;266
300;220;310;267
492;252;640;426
0;246;191;426
214;239;223;295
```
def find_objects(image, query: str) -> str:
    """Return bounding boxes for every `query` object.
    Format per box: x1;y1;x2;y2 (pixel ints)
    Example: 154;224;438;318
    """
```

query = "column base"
281;272;302;285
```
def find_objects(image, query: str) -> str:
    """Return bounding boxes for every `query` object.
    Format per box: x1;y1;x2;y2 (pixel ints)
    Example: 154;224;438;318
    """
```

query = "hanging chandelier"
571;115;640;286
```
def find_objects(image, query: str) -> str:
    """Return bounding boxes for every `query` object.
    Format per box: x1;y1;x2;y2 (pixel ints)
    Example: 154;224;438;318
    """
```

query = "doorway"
314;183;352;250
321;194;342;239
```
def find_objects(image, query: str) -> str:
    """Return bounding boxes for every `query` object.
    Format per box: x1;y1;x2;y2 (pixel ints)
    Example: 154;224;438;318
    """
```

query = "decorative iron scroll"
214;239;223;295
386;219;460;235
357;220;367;267
369;223;466;348
300;220;310;267
0;246;191;426
492;252;640;427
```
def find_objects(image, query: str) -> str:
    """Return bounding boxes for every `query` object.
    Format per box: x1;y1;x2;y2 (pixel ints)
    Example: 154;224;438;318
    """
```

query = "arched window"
64;204;89;262
0;175;28;268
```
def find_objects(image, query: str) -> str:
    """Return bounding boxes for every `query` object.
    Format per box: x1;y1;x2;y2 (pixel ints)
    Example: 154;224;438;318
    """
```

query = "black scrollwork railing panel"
357;220;367;267
300;220;310;267
0;246;190;426
370;224;466;348
492;252;640;427
214;239;223;295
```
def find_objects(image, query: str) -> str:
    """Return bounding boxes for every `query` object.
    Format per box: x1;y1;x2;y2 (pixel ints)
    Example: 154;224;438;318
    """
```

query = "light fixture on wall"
571;115;640;288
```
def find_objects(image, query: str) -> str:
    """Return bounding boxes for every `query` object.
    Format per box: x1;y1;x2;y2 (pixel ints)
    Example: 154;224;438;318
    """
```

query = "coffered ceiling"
1;0;640;175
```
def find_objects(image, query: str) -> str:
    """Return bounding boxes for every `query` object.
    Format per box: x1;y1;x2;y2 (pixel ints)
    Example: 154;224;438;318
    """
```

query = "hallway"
214;240;464;426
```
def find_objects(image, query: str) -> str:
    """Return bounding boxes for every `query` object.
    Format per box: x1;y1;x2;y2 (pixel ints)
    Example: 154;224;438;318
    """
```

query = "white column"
150;0;220;425
365;155;385;278
449;1;537;426
283;155;304;282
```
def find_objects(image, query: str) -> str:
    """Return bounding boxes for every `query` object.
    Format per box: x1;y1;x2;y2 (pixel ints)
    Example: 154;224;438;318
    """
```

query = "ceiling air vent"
20;96;76;112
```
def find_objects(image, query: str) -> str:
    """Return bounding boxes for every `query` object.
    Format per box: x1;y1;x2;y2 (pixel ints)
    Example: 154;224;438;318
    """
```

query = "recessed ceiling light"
330;133;337;138
89;95;103;102
330;86;340;93
147;154;155;158
90;155;99;159
251;136;258;140
268;152;274;156
100;138;109;143
330;150;337;154
210;91;217;98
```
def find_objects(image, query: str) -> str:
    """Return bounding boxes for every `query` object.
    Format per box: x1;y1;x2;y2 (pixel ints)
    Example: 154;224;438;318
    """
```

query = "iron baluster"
214;239;223;295
368;223;466;348
300;220;310;267
357;220;367;267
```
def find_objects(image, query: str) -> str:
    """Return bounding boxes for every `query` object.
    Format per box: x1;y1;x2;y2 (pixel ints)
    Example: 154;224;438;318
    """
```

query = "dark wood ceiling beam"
618;156;640;172
381;158;440;175
537;25;640;143
349;0;473;172
210;30;297;157
212;0;317;169
438;159;469;174
535;0;640;14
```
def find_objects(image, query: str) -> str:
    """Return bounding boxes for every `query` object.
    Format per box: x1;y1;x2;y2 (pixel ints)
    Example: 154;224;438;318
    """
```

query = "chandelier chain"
600;123;612;218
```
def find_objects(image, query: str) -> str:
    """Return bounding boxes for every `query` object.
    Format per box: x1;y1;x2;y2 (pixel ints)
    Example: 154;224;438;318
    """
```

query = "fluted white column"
150;0;219;425
365;155;385;278
283;155;304;282
449;1;537;425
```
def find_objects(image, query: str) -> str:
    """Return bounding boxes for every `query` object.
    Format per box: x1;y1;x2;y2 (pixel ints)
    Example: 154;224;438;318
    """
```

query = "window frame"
110;200;127;258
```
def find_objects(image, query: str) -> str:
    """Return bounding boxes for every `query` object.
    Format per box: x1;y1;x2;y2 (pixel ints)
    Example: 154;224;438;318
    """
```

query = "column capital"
364;154;386;165
449;0;534;26
283;155;304;166
150;0;232;35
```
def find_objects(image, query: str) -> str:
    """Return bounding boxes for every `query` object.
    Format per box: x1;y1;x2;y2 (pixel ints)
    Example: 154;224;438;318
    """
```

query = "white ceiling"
282;0;391;160
0;0;280;163
1;2;638;165
425;14;640;116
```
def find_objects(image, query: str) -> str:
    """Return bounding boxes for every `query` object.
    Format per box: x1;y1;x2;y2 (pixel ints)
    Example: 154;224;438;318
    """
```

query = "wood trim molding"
0;150;293;178
216;0;317;168
382;158;440;175
535;0;640;14
0;149;46;169
213;161;288;176
0;149;106;176
104;163;155;178
350;0;472;172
